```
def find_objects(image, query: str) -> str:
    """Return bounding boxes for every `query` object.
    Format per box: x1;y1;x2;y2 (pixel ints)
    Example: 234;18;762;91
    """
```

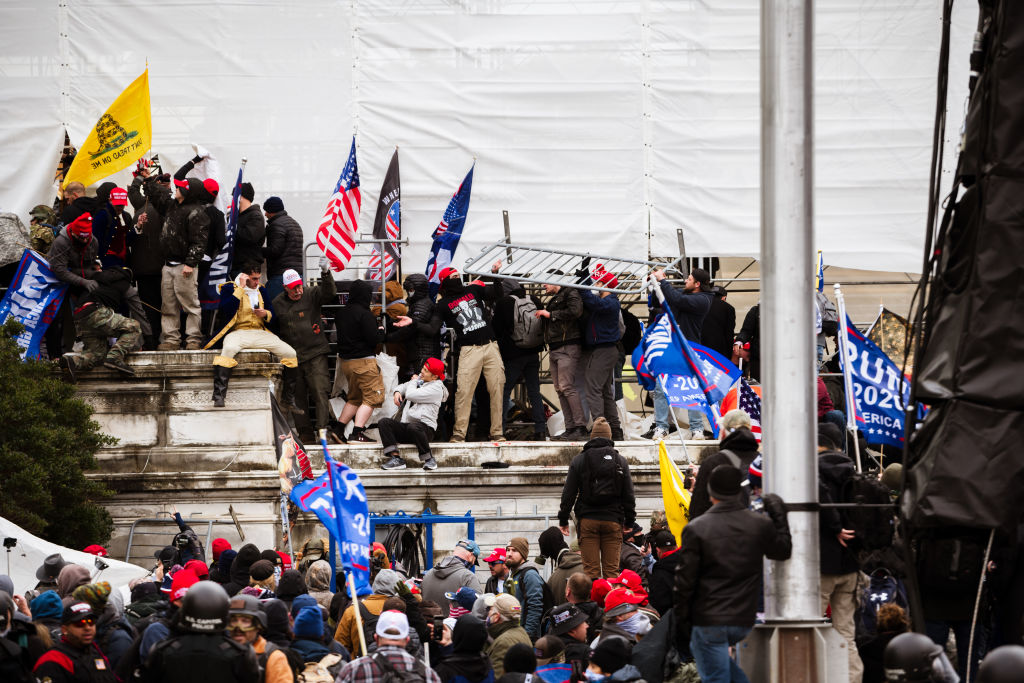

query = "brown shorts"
341;357;384;408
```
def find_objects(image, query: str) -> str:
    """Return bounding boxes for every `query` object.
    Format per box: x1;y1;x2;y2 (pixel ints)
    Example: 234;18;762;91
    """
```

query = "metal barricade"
124;517;240;566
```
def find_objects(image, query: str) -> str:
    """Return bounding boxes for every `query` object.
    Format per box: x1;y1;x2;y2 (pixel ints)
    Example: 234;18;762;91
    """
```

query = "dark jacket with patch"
433;278;501;347
558;437;636;527
154;178;210;267
272;274;337;363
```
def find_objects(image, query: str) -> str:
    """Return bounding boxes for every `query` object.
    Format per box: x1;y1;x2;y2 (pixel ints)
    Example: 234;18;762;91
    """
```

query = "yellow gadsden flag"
658;440;692;545
64;69;152;188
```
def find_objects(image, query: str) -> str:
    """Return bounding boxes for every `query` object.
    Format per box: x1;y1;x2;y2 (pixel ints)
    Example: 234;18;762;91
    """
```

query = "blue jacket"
505;563;546;640
580;289;621;347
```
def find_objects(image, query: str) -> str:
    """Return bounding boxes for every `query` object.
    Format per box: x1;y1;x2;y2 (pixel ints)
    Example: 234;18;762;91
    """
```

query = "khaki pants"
218;329;297;366
160;264;202;345
578;518;622;579
822;572;863;683
452;341;505;441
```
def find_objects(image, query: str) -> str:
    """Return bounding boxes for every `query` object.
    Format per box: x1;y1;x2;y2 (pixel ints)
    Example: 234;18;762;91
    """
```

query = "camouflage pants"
76;306;142;370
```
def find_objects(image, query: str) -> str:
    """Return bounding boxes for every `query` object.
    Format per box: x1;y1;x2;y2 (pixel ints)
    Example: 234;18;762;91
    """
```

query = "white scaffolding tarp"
1;1;973;273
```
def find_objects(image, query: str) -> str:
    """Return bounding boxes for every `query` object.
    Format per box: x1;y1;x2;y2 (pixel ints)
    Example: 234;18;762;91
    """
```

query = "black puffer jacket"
335;279;385;359
818;449;860;575
387;273;440;376
263;211;304;276
233;205;266;272
558;437;636;527
158;178;210;267
543;285;583;348
689;427;760;520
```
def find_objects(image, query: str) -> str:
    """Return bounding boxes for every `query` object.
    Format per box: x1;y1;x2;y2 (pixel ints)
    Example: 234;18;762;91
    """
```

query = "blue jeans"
652;382;704;434
690;625;752;683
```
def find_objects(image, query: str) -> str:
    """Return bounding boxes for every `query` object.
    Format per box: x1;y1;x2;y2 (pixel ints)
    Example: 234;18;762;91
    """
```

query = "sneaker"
353;431;376;443
381;456;407;471
327;425;347;445
156;342;178;351
689;429;706;441
184;341;202;351
422;456;438;471
103;357;135;376
651;427;669;441
60;353;79;382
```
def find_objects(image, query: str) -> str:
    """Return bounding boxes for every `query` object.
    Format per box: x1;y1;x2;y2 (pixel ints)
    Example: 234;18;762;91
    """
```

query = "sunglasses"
70;618;95;627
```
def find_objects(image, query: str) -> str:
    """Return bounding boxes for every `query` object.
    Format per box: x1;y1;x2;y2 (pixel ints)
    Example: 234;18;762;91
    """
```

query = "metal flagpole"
834;283;863;472
655;373;692;463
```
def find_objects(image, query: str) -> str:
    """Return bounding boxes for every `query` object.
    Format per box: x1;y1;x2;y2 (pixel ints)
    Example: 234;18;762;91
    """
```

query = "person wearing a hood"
61;259;141;377
496;643;536;683
333;278;387;443
558;419;636;580
334;568;401;655
583;636;632;683
674;465;792;683
483;594;531;679
145;173;210;350
230;183;265;278
124;579;166;627
435;614;494;683
56;564;92;599
492;279;548;440
538;527;582;604
305;559;334;611
222;543;262;597
379;357;449;470
272;262;339;436
428;264;506;442
298;538;326;574
204;263;300;409
31;589;64;642
502;538;545;641
260;598;294;649
390;273;441;382
421;540;484;618
688;412;761;520
261;196;304;304
213;548;238;586
275;569;308;607
817;423;863;683
71;582;135;670
225;593;289;683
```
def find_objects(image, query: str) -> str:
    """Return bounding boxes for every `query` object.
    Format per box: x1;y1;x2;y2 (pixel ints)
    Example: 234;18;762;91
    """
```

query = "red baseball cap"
424;358;445;381
483;547;506;563
590;578;613;607
202;178;219;196
170;569;199;603
173;178;189;189
276;551;293;571
108;188;128;206
604;587;645;617
438;267;458;281
82;544;107;557
611;569;647;596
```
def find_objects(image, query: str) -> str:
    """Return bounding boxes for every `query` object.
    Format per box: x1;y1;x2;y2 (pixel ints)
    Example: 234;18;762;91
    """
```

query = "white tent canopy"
0;516;147;595
1;1;974;273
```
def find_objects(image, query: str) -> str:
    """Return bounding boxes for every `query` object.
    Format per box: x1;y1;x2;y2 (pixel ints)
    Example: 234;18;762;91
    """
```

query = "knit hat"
590;579;613;607
549;603;587;637
29;590;63;621
721;409;752;432
376;610;410;639
504;643;537;675
290;594;319;617
218;548;238;577
283;269;303;290
83;545;108;557
534;635;566;665
293;606;324;639
276;569;307;601
484;593;522;621
263;196;284;213
590;635;630;674
604;588;644;618
240;182;254;202
708;464;744;501
67;213;93;239
184;559;209;580
71;582;111;611
592;264;618;289
250;560;276;582
748;454;763;489
452;614;489;654
56;564;92;598
211;538;231;561
590;417;613;440
130;580;158;602
108;188;128;206
424;357;445;381
170;569;199;602
538;526;568;561
262;598;292;641
818;423;844;451
61;600;96;625
506;537;530;560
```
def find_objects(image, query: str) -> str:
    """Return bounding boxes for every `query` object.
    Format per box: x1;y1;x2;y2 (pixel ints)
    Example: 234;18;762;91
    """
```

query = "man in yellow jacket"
204;261;299;408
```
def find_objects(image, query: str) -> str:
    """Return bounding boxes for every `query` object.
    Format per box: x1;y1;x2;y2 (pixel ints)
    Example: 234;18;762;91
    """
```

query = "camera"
3;538;16;549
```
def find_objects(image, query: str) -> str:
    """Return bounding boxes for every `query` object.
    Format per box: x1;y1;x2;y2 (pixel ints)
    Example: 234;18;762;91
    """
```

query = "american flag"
317;137;361;272
738;378;762;442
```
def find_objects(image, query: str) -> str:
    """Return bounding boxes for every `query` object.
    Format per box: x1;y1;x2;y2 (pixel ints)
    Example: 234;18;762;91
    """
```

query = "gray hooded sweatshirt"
396;377;448;430
420;555;483;617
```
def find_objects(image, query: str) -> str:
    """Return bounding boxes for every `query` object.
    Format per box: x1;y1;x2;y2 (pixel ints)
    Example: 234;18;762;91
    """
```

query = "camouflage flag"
867;308;915;372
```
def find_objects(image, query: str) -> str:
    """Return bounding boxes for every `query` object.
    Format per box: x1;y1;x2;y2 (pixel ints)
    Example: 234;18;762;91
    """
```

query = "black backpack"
582;448;626;506
840;472;895;552
261;641;305;681
357;601;380;655
371;651;429;683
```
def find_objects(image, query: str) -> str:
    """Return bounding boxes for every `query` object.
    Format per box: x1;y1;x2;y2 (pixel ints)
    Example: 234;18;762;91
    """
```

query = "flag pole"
833;283;863;472
655;373;692;464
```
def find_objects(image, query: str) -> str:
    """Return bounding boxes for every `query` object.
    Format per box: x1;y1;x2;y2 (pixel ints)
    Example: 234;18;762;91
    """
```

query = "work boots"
212;366;233;407
279;366;305;416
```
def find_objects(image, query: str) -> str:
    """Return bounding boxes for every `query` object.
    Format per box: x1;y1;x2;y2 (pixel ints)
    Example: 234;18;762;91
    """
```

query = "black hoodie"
818;449;859;574
335;279;386;359
435;615;494;683
689;427;761;520
222;543;262;597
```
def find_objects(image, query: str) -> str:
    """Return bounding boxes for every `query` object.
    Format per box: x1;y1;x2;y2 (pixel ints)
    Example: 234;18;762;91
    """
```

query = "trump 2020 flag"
290;454;372;596
839;315;913;448
426;163;474;296
318;137;361;272
366;150;400;282
64;69;152;189
0;250;68;359
200;162;244;310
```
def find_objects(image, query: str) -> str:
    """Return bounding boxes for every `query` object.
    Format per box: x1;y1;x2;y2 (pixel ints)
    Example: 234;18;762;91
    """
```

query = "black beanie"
538;526;568;560
818;423;845;451
263;196;284;213
240;182;254;202
276;569;307;602
591;636;630;674
503;642;538;674
708;464;743;500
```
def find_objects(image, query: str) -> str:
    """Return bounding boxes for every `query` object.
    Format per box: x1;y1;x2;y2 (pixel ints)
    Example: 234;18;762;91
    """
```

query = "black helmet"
883;633;943;681
978;645;1024;683
180;581;229;633
228;593;267;630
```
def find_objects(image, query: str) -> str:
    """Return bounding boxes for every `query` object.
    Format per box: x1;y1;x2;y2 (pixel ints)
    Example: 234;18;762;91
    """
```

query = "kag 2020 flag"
425;163;474;296
0;250;68;358
290;454;372;596
64;69;152;189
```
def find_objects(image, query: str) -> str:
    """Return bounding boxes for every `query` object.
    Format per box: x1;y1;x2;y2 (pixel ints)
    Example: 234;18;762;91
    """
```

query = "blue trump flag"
425;163;474;296
290;453;372;596
200;163;244;309
0;250;68;358
839;315;915;448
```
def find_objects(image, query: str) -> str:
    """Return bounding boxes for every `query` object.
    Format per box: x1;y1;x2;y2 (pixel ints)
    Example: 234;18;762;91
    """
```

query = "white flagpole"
833;283;863;472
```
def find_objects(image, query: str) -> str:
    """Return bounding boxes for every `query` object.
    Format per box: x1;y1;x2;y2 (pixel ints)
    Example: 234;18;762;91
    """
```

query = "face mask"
616;611;645;634
584;670;606;682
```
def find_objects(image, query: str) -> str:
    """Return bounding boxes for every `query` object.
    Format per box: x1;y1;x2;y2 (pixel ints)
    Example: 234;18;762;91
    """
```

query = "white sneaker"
689;429;706;440
651;427;669;441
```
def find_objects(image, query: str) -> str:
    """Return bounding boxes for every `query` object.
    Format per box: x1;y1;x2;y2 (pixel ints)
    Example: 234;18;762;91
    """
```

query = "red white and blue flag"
425;163;474;296
317;137;361;272
366;149;400;281
738;379;762;442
